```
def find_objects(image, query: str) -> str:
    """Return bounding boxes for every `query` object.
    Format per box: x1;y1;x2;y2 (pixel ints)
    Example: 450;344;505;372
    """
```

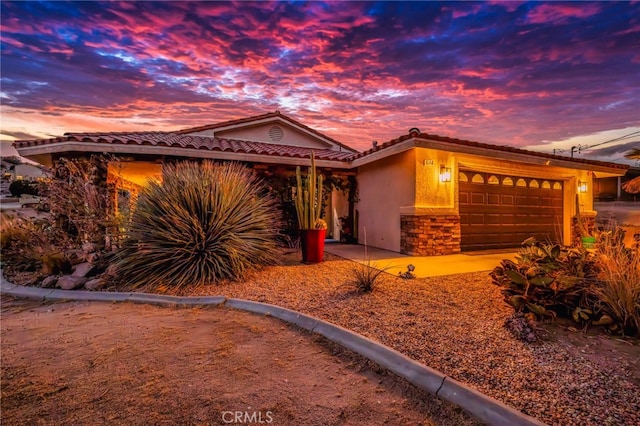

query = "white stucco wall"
331;188;350;239
356;150;416;252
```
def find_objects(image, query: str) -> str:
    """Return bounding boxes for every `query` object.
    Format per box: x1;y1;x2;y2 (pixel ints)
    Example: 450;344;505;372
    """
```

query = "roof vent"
409;127;421;136
372;141;378;148
268;125;284;142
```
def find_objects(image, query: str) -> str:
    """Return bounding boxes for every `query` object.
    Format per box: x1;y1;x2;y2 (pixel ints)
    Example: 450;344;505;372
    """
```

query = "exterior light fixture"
439;166;451;183
578;180;588;193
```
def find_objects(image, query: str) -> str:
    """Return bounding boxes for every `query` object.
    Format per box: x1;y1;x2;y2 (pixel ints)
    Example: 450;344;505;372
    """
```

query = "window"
502;177;513;186
553;182;562;190
541;180;551;189
472;173;484;183
530;179;539;188
516;178;527;187
459;172;468;182
488;175;499;185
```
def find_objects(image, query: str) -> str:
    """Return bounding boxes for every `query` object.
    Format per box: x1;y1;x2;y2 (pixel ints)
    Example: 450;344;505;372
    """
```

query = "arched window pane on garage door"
472;174;484;183
530;179;539;188
459;172;468;182
488;175;499;185
542;180;551;189
553;182;562;190
516;178;526;187
502;177;513;186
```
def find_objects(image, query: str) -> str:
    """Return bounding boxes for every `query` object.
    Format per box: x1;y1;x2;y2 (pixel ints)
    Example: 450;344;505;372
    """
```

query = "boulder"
72;262;94;278
56;275;88;290
84;278;106;290
41;275;58;288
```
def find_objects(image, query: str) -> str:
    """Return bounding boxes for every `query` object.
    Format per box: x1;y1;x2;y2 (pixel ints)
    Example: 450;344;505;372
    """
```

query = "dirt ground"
0;296;478;426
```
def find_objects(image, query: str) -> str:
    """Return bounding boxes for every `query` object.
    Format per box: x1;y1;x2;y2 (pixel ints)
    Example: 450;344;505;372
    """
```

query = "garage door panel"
501;194;514;205
459;171;563;251
469;214;485;225
487;194;500;204
470;193;485;204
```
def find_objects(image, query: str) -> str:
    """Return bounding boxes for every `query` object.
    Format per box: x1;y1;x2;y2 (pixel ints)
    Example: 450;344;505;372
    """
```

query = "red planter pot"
300;229;326;263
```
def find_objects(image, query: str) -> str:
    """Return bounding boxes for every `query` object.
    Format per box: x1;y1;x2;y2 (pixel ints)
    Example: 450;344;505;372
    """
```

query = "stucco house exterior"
14;111;628;255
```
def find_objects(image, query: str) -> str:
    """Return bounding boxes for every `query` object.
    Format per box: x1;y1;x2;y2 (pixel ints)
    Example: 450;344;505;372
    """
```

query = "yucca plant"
116;161;280;290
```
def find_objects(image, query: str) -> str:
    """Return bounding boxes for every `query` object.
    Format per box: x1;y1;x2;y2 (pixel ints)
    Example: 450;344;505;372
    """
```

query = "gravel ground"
136;251;640;426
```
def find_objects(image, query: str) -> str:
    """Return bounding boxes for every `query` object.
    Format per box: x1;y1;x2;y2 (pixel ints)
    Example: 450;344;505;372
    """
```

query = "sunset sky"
1;1;639;162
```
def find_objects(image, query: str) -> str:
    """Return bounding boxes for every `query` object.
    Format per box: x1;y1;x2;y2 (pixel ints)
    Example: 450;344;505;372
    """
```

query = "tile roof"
13;132;354;162
14;127;629;171
177;111;358;153
352;131;630;170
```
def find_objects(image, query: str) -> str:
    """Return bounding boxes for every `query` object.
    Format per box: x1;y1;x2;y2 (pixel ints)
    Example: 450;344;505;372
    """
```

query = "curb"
0;278;546;426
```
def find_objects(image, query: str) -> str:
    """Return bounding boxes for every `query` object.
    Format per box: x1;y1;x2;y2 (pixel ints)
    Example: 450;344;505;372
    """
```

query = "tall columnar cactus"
295;151;324;229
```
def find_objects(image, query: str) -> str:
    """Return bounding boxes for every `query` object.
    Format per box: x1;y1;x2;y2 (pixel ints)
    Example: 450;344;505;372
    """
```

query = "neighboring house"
0;156;48;182
594;166;640;201
14;111;628;255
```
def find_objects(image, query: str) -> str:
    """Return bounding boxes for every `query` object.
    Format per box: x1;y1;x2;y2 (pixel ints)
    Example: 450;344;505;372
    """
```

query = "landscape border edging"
0;279;546;426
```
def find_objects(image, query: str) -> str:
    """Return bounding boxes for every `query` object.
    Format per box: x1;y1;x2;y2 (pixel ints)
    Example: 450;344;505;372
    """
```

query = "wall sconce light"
577;180;588;193
439;166;451;183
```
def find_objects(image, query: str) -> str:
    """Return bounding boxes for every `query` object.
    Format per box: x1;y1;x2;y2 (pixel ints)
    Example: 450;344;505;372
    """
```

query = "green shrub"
9;180;39;197
492;234;640;337
491;238;598;320
115;161;280;290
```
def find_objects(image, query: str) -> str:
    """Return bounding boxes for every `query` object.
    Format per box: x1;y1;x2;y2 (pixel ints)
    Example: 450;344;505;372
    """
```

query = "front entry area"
459;170;564;251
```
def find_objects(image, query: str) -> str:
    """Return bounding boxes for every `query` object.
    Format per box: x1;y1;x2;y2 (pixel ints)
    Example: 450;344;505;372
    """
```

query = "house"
0;156;48;182
14;112;628;255
594;166;640;201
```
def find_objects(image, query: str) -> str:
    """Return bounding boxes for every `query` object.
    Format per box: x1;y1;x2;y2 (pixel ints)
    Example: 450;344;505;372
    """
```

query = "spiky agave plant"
116;161;280;290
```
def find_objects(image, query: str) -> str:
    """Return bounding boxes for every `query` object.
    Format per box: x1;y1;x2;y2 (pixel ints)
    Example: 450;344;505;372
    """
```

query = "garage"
459;170;564;251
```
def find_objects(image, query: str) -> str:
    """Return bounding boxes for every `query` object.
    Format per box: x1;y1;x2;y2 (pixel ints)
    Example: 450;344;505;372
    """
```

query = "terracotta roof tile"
14;132;354;162
177;111;358;154
14;128;628;171
351;132;629;170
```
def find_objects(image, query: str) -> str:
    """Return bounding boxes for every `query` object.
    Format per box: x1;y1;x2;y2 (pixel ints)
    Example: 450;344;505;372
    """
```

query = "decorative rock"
82;242;97;253
72;262;94;278
56;275;88;290
41;275;58;288
84;278;105;290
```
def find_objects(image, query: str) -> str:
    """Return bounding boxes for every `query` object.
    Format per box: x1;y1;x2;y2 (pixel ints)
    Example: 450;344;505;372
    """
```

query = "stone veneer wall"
571;213;597;247
400;215;461;256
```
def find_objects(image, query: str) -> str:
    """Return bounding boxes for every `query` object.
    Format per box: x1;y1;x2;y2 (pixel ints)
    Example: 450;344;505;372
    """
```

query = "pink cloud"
526;3;602;24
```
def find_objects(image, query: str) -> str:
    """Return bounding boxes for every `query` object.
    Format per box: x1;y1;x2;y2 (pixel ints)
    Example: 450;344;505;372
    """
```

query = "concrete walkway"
325;243;517;278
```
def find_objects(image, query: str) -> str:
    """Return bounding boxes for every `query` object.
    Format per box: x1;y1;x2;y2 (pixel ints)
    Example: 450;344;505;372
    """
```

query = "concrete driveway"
325;243;516;278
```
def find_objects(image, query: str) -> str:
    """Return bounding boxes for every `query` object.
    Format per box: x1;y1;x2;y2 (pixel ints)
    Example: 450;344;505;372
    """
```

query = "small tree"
42;155;119;250
622;148;640;194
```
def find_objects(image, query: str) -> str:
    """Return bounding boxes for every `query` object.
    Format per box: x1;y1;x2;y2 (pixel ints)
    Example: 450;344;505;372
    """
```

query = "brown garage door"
459;170;563;251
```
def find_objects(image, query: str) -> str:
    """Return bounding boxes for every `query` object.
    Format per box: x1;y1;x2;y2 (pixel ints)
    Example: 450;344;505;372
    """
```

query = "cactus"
294;151;324;229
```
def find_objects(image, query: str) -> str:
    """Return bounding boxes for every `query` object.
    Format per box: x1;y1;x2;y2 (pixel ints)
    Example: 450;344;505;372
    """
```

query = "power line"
579;130;640;151
553;130;640;157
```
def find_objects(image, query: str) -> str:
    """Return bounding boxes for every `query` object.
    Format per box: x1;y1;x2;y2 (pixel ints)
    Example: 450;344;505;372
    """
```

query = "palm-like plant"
116;161;280;290
622;148;640;193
